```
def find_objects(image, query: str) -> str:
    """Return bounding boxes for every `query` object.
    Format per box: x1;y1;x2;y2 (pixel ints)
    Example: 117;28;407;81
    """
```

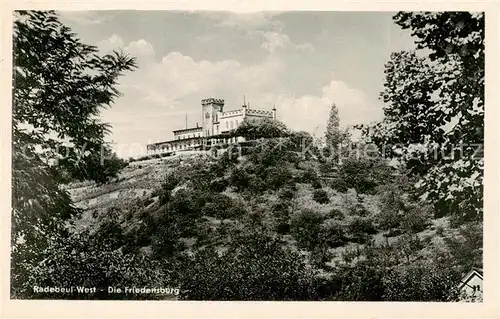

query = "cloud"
295;43;315;53
58;11;115;25
126;39;156;58
95;35;378;156
97;35;155;59
260;31;291;52
274;78;381;136
97;34;124;52
201;11;283;31
259;31;315;53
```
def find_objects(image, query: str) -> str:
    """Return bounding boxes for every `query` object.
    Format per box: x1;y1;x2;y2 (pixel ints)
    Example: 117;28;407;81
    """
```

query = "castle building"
147;97;276;154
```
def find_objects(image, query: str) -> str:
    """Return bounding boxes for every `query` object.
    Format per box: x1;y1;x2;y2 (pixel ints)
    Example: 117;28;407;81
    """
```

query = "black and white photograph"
5;6;492;306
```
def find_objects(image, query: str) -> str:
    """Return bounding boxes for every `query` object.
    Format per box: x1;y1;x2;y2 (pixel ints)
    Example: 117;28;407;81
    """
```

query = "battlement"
220;109;243;117
247;109;273;116
201;98;225;105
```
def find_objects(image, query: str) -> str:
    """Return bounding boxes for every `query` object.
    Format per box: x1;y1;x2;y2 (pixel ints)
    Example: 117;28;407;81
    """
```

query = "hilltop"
60;136;481;301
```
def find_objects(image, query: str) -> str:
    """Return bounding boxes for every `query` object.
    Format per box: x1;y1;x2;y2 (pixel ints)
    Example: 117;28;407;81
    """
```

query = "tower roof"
201;98;224;105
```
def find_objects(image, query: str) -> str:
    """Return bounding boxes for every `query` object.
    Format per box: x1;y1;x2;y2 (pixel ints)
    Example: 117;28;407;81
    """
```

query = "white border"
1;1;498;318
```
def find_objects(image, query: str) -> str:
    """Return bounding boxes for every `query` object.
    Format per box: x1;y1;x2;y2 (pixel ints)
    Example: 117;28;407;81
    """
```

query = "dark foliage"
347;217;377;243
178;232;318;300
312;189;329;204
290;210;324;250
11;10;136;297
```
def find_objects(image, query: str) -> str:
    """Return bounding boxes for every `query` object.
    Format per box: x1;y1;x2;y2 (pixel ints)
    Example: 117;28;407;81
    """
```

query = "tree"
360;12;484;221
11;10;136;297
325;103;342;147
234;118;290;140
18;231;173;300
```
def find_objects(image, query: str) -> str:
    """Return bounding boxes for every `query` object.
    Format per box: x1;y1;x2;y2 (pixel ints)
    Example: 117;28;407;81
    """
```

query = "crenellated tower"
201;98;224;137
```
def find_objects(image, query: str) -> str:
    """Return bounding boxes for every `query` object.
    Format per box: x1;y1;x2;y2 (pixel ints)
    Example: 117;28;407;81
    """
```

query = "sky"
58;10;417;157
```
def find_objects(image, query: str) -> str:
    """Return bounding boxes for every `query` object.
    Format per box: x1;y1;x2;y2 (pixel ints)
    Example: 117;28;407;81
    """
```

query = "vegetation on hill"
11;11;483;301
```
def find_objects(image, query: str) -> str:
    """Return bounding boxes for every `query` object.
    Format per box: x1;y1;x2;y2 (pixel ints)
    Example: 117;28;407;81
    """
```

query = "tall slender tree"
325;103;342;147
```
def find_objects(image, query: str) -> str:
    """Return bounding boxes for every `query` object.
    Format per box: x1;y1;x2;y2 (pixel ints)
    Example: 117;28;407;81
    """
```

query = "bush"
209;177;228;193
381;262;462;301
327;177;349;192
200;194;245;220
14;232;172;299
400;204;432;233
290;210;324;250
178;231;318;300
327;208;345;220
276;222;291;234
264;166;294;190
247;175;267;194
351;203;369;217
228;166;251;191
443;221;483;272
348;217;377;243
278;184;297;201
337;156;393;194
376;209;402;231
312;189;329;204
296;168;321;187
311;178;323;189
328;256;462;301
272;201;290;218
319;220;347;248
159;172;182;204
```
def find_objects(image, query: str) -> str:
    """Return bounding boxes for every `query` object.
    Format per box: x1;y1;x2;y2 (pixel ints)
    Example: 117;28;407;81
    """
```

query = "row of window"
177;133;202;140
175;119;241;139
151;137;239;153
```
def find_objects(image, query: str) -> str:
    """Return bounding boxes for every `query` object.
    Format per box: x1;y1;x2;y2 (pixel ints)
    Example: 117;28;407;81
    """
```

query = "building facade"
458;267;483;301
147;97;276;154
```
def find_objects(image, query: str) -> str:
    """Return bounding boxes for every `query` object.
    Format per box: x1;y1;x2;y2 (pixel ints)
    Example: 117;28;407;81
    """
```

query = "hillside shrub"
264;166;294;190
272;201;290;218
327;208;345;220
443;221;483;272
209;177;229;193
326;177;348;193
200;193;245;219
278;184;297;201
276;222;291;235
348;217;377;243
319;220;347;248
400;204;432;233
178;231;318;300
377;209;402;231
290;209;324;250
15;232;172;300
228;166;251;191
328;254;462;301
312;189;329;204
337;156;393;194
296;168;321;186
159;172;182;204
381;262;462;301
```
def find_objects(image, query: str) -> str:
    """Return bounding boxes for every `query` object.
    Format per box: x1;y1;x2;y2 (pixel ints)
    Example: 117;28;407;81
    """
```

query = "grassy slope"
66;153;454;268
